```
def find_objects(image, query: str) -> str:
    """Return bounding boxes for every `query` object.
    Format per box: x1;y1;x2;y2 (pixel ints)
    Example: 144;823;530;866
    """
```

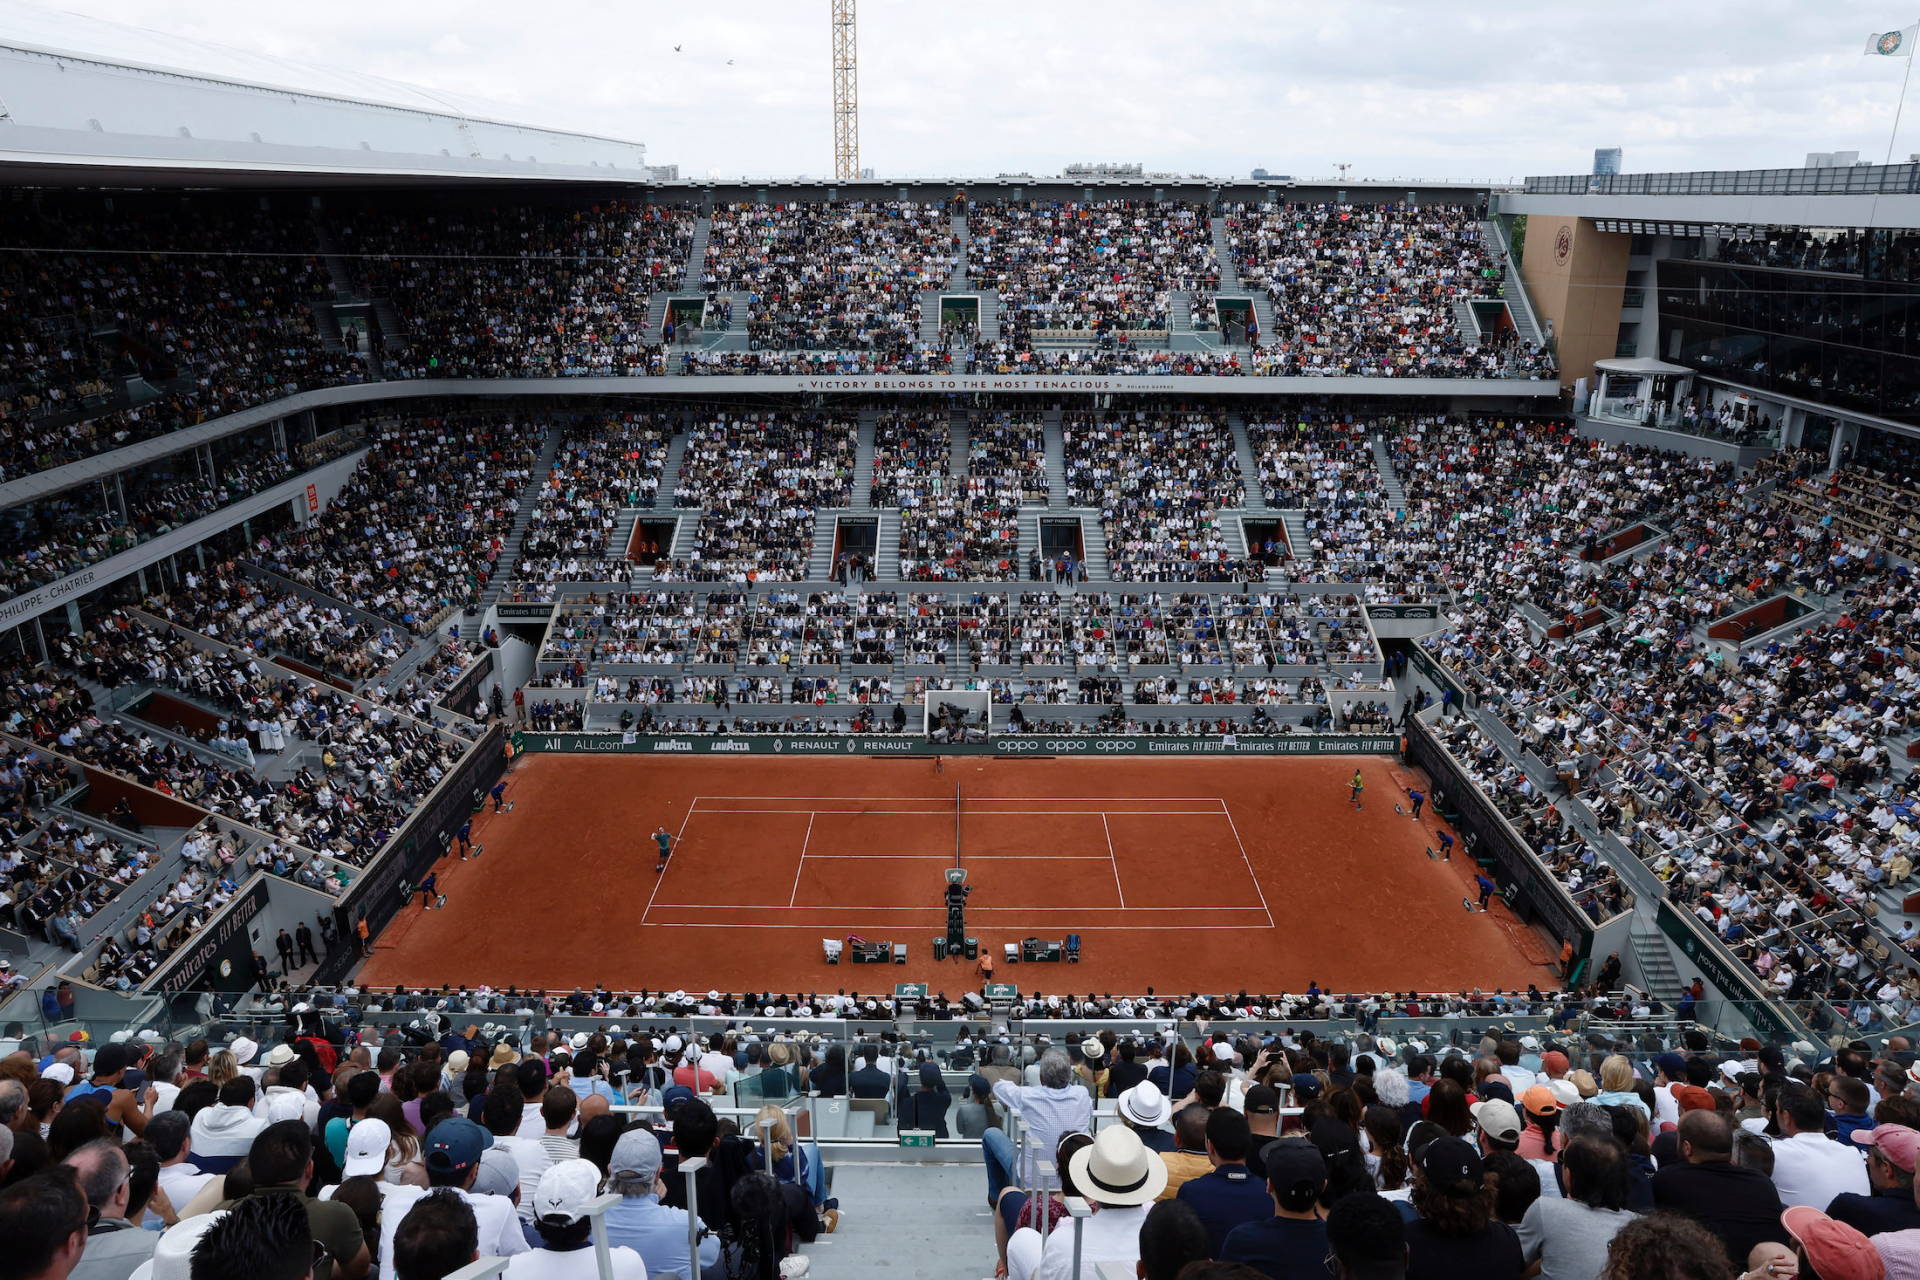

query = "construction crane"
832;0;859;181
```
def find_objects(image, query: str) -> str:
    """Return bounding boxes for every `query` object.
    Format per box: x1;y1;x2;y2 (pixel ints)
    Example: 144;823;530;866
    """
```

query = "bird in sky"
673;44;683;52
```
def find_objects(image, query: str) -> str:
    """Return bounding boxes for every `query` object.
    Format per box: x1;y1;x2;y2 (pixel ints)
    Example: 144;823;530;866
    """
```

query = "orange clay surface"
359;754;1557;995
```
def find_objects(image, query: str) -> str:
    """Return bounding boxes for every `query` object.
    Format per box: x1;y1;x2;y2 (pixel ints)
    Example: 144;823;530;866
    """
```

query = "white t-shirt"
373;1184;529;1280
1769;1132;1870;1209
493;1135;553;1220
157;1163;214;1215
507;1246;646;1280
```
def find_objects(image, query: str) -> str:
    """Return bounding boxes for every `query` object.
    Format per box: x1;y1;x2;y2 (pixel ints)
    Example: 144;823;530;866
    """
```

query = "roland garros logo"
1554;227;1572;265
1881;30;1906;55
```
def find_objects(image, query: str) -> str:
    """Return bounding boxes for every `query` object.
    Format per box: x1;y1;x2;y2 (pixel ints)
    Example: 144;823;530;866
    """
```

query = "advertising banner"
513;732;1400;756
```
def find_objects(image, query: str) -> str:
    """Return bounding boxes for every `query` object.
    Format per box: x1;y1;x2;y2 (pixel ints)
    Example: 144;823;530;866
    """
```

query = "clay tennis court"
360;754;1557;994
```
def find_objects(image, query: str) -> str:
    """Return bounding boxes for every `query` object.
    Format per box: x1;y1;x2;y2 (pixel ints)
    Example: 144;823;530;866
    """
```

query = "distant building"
1592;148;1622;176
1806;150;1863;168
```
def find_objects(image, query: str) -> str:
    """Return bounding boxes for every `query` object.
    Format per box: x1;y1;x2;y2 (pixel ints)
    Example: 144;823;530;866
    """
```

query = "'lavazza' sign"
516;732;1399;756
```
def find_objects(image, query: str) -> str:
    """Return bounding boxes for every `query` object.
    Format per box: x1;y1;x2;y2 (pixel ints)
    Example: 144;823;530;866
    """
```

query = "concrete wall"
1520;217;1630;390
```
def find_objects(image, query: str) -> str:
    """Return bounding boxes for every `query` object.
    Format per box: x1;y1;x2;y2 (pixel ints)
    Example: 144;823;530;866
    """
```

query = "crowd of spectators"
1226;200;1554;377
870;409;1042;581
967;200;1217;343
662;413;856;581
516;413;672;583
0;192;367;481
258;416;538;629
0;450;303;604
1406;423;1920;1036
28;987;1920;1280
1064;409;1252;581
338;197;693;378
701;201;956;355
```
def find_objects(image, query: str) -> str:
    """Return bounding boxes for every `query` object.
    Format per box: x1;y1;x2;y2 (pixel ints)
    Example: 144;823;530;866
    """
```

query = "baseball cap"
424;1116;493;1176
42;1062;75;1086
1854;1124;1920;1174
1290;1073;1323;1100
660;1084;696;1116
446;1050;470;1075
1263;1139;1328;1197
533;1158;603;1224
1672;1085;1718;1115
610;1128;663;1183
1539;1050;1570;1076
472;1146;521;1198
1243;1083;1280;1116
343;1118;392;1178
1521;1085;1562;1117
1470;1098;1522;1144
1781;1206;1884;1280
1536;1082;1582;1113
1418;1136;1484;1189
1655;1052;1688;1080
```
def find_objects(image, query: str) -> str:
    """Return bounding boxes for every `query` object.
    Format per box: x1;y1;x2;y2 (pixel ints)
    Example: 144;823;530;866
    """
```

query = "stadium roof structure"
1509;161;1920;230
0;3;663;186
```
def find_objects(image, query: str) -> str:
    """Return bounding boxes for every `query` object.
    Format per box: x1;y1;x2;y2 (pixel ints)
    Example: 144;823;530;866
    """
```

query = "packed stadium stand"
10;48;1920;1274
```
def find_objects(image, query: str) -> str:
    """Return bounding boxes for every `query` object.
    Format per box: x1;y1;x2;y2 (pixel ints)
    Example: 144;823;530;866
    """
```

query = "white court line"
690;795;952;801
787;814;815;909
690;808;954;814
1101;813;1127;907
639;794;704;926
787;854;1119;861
647;903;1270;912
1217;798;1275;928
692;807;1219;816
644;922;1267;931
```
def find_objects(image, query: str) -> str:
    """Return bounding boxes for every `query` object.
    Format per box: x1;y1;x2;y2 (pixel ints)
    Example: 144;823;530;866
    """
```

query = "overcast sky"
10;0;1920;180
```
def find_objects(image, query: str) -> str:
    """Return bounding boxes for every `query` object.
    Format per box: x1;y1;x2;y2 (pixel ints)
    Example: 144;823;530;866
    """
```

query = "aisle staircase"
853;410;878;510
1210;214;1275;343
1452;298;1482;348
918;292;943;346
875;510;902;580
462;426;563;643
657;430;691;508
1043;408;1068;508
1629;929;1684;1004
1075;511;1112;580
681;215;712;291
806;511;842;580
1372;436;1408;514
1482;218;1544;347
1226;412;1267;511
949;408;970;479
1280;510;1314;568
948;212;969;288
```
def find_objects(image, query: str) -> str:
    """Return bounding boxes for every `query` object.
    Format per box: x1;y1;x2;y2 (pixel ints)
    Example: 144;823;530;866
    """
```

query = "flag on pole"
1867;26;1919;56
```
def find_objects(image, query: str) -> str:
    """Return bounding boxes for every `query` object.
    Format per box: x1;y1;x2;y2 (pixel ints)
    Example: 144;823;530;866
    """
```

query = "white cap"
110;1030;131;1044
43;1062;76;1085
533;1158;603;1224
663;1035;684;1054
343;1119;392;1178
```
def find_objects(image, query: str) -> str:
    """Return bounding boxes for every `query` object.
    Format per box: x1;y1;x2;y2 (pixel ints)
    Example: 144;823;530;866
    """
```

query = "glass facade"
1658;259;1920;423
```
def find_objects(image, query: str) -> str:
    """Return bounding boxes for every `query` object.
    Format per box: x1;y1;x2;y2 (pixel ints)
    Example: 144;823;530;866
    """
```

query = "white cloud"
7;0;1920;179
